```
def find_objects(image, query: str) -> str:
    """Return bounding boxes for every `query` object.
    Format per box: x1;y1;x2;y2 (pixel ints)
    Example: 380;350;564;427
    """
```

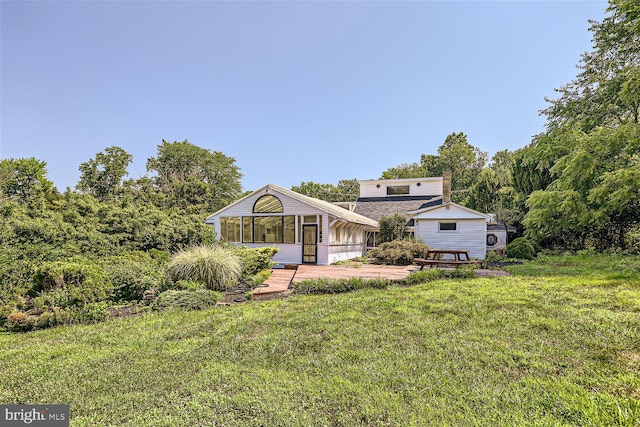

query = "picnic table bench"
413;249;481;270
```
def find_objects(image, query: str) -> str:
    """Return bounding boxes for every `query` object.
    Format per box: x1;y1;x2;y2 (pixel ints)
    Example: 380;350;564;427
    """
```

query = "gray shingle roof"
353;195;443;223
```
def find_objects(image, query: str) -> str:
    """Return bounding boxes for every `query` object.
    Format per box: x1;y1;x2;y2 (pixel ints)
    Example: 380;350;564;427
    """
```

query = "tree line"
294;0;640;252
2;0;639;258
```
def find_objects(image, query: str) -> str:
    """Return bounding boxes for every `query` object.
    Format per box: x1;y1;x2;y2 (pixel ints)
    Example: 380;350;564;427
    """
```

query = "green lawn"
1;254;639;426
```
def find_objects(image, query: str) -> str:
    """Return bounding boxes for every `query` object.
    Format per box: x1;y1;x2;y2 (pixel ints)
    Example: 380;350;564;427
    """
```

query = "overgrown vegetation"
367;239;431;265
1;254;637;425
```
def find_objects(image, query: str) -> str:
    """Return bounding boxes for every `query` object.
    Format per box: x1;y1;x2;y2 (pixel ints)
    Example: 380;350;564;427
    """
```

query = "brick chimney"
442;170;452;203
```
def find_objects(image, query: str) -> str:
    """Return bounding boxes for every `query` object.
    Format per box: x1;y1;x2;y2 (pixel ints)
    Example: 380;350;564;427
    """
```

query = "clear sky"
1;0;608;192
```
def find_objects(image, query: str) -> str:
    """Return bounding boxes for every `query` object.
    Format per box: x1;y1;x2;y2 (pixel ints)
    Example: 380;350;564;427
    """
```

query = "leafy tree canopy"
382;132;488;191
146;140;243;212
291;179;359;202
522;0;640;250
77;146;132;200
0;157;56;206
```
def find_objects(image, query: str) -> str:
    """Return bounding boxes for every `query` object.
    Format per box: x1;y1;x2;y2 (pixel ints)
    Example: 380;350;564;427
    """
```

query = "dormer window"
386;185;410;195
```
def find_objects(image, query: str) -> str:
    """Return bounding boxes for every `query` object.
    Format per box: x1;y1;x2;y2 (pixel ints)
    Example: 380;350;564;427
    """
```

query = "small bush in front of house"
167;245;242;291
379;213;409;243
367;239;431;265
506;238;537;260
154;290;222;311
234;246;279;277
291;277;391;294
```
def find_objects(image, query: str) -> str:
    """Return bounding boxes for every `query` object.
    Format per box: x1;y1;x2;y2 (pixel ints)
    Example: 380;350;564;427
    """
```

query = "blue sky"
1;0;608;192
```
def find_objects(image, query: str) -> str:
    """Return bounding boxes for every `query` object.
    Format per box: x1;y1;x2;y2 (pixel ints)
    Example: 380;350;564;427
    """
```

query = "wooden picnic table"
413;249;480;270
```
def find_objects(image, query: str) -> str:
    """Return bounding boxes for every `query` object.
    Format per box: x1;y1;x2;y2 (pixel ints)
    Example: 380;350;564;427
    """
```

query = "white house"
353;171;491;259
205;184;378;265
408;203;491;259
206;172;496;263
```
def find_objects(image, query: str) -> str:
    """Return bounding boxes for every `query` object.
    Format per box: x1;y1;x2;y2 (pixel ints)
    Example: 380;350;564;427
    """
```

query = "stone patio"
251;264;510;299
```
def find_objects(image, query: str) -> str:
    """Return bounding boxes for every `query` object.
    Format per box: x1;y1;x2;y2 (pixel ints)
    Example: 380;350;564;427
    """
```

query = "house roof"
353;195;443;223
487;223;517;232
407;202;492;220
205;183;379;228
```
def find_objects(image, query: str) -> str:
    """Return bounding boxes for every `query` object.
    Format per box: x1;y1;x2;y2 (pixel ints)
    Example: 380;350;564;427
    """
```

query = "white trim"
408;202;491;220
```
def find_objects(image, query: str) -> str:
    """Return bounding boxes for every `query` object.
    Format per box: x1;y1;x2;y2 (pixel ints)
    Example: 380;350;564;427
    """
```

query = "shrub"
379;214;409;243
167;245;242;291
506;238;537;260
291;277;390;294
234;246;279;277
154;290;222;311
367;239;431;265
248;269;272;288
32;260;113;305
102;252;167;302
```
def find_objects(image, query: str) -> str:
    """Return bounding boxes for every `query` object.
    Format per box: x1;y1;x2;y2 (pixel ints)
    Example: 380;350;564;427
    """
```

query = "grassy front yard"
1;254;639;426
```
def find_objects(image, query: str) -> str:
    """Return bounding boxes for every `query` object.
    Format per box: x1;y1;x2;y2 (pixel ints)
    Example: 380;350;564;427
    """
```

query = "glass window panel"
439;222;457;231
253;195;283;213
220;217;240;242
303;215;317;223
242;217;253;243
254;216;283;243
387;185;410;195
284;216;295;243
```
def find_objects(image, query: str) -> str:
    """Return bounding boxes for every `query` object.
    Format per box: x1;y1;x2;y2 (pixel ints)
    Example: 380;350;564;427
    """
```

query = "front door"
302;224;318;264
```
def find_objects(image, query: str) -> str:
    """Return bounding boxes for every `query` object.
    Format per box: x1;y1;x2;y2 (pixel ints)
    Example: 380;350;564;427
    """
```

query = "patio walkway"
252;264;510;298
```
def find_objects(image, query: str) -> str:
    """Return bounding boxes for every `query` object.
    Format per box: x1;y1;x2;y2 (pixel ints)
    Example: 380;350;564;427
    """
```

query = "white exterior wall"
359;177;443;198
415;218;487;259
413;204;489;259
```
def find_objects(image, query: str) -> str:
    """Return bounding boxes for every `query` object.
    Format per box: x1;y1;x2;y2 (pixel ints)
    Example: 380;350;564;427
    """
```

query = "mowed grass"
1;255;639;426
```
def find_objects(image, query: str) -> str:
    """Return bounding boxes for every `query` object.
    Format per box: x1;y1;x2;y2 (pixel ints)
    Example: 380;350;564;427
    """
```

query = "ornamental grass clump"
167;245;242;291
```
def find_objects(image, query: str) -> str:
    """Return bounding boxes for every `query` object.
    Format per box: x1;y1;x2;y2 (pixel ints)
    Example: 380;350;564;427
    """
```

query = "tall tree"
382;132;487;192
291;178;359;202
0;158;56;205
146;140;242;212
542;0;640;131
77;146;132;200
522;0;640;250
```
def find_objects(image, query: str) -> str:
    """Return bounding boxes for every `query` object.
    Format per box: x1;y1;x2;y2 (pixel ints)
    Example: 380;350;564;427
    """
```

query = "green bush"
102;252;168;302
506;238;537;260
6;302;109;332
367;239;431;265
167;245;242;291
379;213;409;243
32;260;113;304
248;269;272;288
154;290;222;311
234;246;279;277
291;277;390;294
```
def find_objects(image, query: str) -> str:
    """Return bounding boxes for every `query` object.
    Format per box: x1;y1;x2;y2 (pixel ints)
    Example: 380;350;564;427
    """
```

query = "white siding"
415;218;487;259
359;177;443;198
